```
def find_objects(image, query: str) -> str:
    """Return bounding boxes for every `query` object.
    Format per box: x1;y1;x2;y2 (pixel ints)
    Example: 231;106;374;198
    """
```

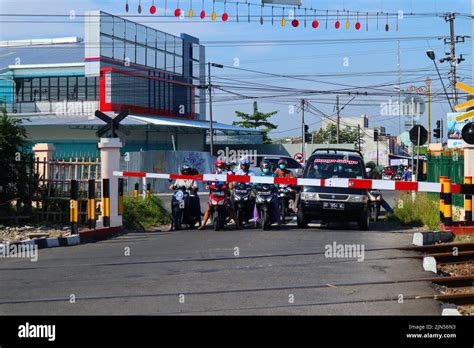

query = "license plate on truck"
323;202;345;210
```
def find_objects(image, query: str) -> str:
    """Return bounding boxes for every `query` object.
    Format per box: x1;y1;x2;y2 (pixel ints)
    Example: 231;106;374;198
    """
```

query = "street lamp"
207;62;224;156
426;50;454;112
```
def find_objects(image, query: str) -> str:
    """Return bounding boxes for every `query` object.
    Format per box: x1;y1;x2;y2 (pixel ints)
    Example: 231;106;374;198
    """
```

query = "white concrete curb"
442;308;462;316
422;256;437;273
46;237;60;248
412;233;423;246
59;235;80;246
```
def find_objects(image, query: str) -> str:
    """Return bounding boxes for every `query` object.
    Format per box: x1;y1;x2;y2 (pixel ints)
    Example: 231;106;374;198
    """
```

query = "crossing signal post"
304;125;311;143
433;120;441;141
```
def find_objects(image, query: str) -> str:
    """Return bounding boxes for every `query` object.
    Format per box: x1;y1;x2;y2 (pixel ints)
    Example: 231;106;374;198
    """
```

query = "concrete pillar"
98;138;122;228
32;143;54;180
463;142;474;178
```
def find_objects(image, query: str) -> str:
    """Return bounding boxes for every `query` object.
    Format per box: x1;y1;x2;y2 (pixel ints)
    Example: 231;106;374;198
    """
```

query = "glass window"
40;77;49;100
175;56;183;75
32;78;40;101
136;25;147;45
114;38;125;61
156;50;165;70
59;77;68;101
50;77;58;101
21;79;32;102
146;28;156;48
86;77;97;100
126;22;136;42
136;45;146;66
156;32;166;51
175;38;183;57
101;35;113;58
125;41;135;64
304;155;364;179
114;17;126;39
192;43;200;61
69;76;78;100
101;13;114;36
77;76;86;100
166;53;174;72
165;34;174;54
146;48;156;68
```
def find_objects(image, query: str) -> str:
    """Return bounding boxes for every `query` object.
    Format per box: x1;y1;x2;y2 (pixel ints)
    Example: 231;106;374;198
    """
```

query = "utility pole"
397;40;401;135
301;99;306;161
207;62;214;156
357;124;361;151
426;77;431;144
441;13;465;106
336;95;340;144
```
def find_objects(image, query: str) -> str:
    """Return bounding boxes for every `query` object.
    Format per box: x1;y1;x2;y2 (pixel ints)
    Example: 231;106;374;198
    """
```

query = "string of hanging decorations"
123;0;403;31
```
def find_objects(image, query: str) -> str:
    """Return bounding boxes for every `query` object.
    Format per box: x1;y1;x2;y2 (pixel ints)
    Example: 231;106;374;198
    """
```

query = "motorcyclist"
169;164;201;224
274;158;296;212
253;160;281;226
198;159;242;230
234;157;255;176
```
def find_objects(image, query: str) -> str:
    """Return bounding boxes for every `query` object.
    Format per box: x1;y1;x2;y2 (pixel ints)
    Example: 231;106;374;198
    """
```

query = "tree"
0;108;31;217
312;123;359;145
233;101;278;144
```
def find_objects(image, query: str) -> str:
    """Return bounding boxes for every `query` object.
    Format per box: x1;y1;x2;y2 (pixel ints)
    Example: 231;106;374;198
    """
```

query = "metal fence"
427;150;464;207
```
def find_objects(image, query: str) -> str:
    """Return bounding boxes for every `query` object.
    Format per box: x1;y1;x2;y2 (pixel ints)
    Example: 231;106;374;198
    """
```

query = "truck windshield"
305;156;364;179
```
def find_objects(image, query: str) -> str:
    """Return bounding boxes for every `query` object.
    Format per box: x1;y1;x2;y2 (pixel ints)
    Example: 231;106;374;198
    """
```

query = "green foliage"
312;123;359;145
388;193;439;230
0;108;33;216
233;101;278;144
123;196;170;229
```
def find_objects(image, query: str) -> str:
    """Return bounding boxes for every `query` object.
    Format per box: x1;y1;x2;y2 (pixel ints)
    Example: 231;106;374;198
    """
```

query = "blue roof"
0;43;84;71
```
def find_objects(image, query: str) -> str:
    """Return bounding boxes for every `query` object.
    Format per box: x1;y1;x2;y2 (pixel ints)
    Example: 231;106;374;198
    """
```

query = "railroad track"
403;242;474;315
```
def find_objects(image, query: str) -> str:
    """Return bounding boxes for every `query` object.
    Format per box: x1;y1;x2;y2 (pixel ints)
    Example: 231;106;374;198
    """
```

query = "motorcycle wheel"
280;200;286;224
213;210;220;231
261;210;268;231
173;209;183;231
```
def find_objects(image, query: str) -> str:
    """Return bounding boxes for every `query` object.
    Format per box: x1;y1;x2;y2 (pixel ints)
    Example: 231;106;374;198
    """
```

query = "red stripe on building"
274;177;298;185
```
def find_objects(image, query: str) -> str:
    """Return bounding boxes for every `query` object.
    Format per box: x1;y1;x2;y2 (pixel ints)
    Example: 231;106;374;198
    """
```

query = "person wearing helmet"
234;157;255;176
198;159;242;230
253;160;281;226
274;158;296;212
169;164;197;191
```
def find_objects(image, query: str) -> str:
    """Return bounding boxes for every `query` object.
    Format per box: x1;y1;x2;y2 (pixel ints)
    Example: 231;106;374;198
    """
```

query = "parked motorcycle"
368;189;382;222
233;182;254;225
278;184;295;224
208;182;229;231
254;183;277;230
171;186;200;230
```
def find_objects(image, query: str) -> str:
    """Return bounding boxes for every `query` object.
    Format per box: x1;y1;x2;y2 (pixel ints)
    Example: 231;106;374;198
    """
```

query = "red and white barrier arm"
113;171;449;193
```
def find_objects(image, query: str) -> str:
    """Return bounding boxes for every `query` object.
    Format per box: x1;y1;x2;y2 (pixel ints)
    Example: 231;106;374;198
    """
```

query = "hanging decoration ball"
355;22;361;30
211;12;217;20
222;12;229;21
189;9;194;17
200;10;206;19
175;8;181;16
292;19;299;27
385;23;389;31
138;4;142;13
345;20;350;29
281;18;286;27
150;5;156;14
335;20;340;29
125;3;129;12
312;20;319;28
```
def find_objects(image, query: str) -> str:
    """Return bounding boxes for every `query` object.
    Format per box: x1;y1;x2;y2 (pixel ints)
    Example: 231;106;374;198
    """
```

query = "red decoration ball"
385;24;389;31
335;20;340;29
174;8;181;17
292;19;299;27
312;20;319;28
355;22;361;30
150;5;156;14
222;12;229;21
200;10;206;19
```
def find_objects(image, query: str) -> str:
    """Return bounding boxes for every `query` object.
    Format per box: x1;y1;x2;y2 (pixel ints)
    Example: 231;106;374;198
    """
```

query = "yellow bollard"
443;179;453;227
465;176;472;222
439;176;447;223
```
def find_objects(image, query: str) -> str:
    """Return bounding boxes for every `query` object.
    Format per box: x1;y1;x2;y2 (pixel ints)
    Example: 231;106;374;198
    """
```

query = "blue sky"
0;0;472;139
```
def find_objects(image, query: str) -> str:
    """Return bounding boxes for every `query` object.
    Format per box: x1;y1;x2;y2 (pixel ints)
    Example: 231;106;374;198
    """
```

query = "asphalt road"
0;191;442;315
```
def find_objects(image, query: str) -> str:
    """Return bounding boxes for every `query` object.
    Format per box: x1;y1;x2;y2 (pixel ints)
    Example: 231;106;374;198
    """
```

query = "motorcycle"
233;182;254;225
208;182;229;231
254;183;277;230
278;184;295;224
171;186;201;230
394;173;402;181
368;189;382;222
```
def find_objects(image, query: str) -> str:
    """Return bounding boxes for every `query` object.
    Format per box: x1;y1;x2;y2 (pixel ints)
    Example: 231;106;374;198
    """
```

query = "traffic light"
433;120;441;139
304;125;311;143
374;129;379;142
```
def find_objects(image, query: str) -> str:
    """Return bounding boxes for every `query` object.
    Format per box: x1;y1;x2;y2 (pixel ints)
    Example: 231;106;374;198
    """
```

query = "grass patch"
388;192;440;230
454;235;474;243
123;196;170;230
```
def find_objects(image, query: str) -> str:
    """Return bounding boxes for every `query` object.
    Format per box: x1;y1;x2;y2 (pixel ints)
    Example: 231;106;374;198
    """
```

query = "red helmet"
215;159;225;168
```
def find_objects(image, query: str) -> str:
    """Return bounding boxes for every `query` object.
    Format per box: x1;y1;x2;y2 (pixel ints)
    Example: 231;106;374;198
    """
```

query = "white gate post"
98;138;123;228
463;142;474;178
